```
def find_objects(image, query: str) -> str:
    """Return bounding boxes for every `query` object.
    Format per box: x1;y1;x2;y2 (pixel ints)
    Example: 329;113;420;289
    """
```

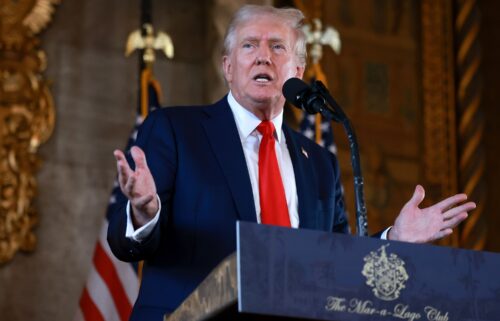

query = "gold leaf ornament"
0;0;58;264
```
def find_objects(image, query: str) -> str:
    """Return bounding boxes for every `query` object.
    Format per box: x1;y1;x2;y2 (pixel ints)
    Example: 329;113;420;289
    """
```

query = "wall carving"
421;0;458;201
0;0;59;264
303;0;414;233
454;0;487;250
290;0;460;239
420;0;461;246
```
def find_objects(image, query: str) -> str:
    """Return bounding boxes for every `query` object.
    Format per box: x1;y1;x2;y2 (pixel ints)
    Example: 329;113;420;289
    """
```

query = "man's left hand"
388;185;476;243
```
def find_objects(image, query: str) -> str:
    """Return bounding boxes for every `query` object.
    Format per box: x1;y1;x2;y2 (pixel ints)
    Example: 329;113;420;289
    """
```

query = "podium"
165;222;500;321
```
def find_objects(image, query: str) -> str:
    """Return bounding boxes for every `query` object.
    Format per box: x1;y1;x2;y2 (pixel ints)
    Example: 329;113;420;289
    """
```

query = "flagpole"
140;0;152;71
136;0;153;284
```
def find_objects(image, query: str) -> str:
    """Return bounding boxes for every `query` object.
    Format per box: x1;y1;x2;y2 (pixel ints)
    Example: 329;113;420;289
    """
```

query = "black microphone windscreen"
282;77;309;108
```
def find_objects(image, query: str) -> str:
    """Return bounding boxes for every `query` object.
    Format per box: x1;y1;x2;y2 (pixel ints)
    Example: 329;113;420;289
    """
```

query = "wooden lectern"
165;221;500;321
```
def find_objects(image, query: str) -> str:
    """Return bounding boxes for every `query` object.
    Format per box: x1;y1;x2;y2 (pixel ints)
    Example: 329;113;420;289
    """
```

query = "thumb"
407;185;425;208
131;146;148;170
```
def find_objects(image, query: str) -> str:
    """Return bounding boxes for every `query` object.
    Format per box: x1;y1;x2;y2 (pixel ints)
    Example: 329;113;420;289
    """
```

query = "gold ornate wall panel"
420;0;459;246
454;0;487;250
0;0;59;264
290;0;459;237
310;0;419;233
421;0;458;204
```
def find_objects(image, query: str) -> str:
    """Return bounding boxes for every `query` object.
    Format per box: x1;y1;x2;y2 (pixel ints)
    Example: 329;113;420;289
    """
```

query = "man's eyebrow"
268;38;287;44
240;36;287;44
240;36;259;43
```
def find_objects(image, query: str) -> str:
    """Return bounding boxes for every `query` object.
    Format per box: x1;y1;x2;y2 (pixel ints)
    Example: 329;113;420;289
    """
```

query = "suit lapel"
283;125;317;229
201;98;257;223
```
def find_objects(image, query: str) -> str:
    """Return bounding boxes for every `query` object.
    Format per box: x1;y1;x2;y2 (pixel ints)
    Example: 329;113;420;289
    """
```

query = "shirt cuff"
380;226;392;240
125;195;161;242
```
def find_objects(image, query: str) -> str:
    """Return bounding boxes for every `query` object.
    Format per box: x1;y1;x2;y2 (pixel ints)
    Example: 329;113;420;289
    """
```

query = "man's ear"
222;56;232;83
295;65;305;79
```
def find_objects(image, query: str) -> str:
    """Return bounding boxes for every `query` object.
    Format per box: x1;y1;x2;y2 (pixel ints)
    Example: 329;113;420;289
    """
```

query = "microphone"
282;77;327;115
282;77;369;237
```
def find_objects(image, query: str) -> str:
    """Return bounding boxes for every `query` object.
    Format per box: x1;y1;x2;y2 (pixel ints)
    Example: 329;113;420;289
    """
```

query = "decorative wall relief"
421;0;458;201
0;0;59;264
454;0;487;250
294;0;460;238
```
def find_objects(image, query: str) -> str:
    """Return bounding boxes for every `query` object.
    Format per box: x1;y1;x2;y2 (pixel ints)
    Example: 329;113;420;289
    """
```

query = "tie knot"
257;121;275;137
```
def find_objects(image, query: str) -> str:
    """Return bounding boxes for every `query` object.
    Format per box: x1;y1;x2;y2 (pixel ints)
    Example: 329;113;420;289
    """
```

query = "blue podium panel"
237;221;500;321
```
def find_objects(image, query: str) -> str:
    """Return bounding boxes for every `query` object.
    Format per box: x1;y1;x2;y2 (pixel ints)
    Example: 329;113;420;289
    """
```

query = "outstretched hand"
114;146;158;228
388;185;476;243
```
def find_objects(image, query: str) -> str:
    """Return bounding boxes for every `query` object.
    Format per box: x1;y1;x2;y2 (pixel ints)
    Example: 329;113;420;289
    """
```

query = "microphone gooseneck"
282;78;368;237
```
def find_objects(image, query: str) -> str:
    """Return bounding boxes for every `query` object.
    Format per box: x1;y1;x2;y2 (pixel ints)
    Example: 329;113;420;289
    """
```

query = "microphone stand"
309;81;368;237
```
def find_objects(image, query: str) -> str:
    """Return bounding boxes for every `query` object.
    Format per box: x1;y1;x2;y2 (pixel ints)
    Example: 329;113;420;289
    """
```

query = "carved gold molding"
0;0;59;264
421;0;459;246
454;0;487;250
421;1;458;197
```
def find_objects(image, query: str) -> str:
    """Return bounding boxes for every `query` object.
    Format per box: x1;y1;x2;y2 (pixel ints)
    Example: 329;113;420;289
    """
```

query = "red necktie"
257;121;291;227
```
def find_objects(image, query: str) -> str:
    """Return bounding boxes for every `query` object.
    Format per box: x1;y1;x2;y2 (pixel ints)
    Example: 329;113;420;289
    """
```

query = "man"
108;5;475;320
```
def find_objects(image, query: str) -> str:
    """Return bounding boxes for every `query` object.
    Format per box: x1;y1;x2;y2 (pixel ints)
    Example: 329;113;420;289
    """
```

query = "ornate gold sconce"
0;0;59;264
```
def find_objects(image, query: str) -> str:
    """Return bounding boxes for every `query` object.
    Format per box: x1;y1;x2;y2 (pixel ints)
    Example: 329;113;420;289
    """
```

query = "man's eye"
242;43;253;48
272;44;285;50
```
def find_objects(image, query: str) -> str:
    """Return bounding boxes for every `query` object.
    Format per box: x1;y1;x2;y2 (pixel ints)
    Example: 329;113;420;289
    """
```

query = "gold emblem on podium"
362;244;409;301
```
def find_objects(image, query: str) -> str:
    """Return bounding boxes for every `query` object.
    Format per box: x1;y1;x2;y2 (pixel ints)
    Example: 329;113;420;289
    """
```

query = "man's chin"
247;89;281;104
249;95;280;107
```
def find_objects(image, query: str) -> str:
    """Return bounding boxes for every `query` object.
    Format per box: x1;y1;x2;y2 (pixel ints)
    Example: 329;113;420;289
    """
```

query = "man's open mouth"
253;74;273;83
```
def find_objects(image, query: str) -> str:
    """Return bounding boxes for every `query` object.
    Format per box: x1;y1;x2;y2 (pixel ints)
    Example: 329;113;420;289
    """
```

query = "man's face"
223;15;305;118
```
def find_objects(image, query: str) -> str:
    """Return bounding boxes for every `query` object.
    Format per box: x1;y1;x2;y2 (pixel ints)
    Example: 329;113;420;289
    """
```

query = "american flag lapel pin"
301;147;309;158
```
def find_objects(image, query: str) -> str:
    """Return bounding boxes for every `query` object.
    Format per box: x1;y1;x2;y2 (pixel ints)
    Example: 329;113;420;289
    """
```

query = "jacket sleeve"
107;109;177;262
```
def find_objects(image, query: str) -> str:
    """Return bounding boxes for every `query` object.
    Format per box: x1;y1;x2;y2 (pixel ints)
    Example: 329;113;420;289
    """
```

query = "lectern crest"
362;244;409;301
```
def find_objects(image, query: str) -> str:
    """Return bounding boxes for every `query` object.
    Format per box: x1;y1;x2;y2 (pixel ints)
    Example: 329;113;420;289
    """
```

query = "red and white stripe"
75;71;161;321
75;223;139;321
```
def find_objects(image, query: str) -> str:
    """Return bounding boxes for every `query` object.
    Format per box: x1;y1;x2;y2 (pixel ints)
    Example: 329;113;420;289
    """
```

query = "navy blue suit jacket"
107;96;348;320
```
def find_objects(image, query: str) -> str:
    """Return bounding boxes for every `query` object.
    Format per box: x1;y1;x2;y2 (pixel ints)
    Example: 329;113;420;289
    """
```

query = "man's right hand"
114;146;159;228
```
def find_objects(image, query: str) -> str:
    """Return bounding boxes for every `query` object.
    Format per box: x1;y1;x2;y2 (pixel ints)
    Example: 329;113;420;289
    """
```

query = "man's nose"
255;46;271;65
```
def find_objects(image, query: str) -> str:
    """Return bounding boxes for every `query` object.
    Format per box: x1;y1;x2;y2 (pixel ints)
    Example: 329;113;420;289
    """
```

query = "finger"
433;228;453;241
435;193;468;211
114;150;133;187
407;185;425;208
442;201;476;220
442;212;468;229
124;174;136;196
113;149;126;162
116;162;130;190
116;156;133;178
131;146;149;170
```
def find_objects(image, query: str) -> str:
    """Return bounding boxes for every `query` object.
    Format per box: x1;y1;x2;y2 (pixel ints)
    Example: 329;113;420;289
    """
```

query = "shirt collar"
227;91;284;142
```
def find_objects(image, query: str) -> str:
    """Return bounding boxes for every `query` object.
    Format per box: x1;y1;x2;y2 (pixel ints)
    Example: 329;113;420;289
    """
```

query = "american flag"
300;113;338;155
74;70;162;321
